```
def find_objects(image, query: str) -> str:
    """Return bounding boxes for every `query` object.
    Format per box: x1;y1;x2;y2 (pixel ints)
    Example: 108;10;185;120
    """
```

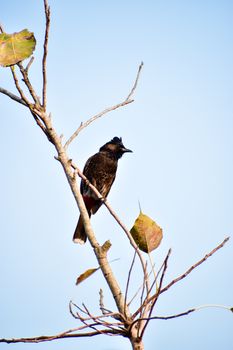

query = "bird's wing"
81;152;117;214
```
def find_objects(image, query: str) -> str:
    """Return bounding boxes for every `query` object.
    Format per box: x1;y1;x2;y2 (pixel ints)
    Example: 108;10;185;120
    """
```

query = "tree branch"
64;62;143;150
126;61;143;100
124;251;137;316
71;161;150;295
42;0;50;109
129;302;233;331
28;109;133;322
134;237;230;319
0;86;27;106
140;248;171;338
160;236;230;295
129;308;196;333
1;2;230;347
10;66;32;106
0;329;121;344
17;62;41;105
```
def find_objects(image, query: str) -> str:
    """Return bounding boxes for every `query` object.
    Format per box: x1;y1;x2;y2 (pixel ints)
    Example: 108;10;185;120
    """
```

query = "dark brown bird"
73;137;132;244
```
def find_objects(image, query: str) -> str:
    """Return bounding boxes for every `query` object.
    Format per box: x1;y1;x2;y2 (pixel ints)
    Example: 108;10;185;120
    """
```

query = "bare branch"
99;288;112;315
135;237;230;319
140;248;171;338
129;303;233;331
129;308;196;332
64;62;143;150
71;161;150;295
127;249;170;315
0;86;27;106
0;329;120;344
46;131;133;320
0;71;48;137
10;66;31;106
126;61;143;100
42;0;51;109
64;100;133;150
17;62;41;105
160;236;230;295
25;56;34;74
124;251;137;316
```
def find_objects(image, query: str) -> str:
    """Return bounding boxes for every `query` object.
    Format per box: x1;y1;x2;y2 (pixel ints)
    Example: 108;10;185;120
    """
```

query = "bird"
73;137;132;244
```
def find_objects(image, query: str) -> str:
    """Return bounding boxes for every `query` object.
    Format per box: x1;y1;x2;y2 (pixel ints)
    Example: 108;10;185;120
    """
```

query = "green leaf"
130;211;163;253
0;29;36;67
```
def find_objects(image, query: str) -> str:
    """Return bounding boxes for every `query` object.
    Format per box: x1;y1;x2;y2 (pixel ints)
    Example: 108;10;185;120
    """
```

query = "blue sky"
0;1;232;349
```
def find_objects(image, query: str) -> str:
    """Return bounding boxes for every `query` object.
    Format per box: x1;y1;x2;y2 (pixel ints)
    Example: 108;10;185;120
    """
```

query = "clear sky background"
0;1;232;349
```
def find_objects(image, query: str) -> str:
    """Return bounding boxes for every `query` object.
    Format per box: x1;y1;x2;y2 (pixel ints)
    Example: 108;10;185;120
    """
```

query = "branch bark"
42;0;50;109
64;62;143;150
0;86;27;106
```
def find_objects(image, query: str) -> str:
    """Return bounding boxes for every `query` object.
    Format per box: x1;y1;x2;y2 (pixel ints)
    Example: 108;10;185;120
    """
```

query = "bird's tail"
73;212;91;244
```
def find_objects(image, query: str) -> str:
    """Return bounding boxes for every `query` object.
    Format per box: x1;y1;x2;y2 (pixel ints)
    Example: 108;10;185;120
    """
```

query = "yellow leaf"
130;211;163;253
0;29;36;67
76;268;99;285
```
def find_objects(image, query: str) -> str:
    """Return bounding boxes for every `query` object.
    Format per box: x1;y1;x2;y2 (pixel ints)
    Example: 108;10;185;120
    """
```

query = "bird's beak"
122;147;133;153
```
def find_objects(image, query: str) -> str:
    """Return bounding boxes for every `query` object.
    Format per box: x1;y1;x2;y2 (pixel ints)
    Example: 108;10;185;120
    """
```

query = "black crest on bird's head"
99;136;132;159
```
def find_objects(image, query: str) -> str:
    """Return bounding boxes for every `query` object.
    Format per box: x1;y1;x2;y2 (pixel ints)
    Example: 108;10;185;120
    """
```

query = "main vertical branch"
33;108;132;320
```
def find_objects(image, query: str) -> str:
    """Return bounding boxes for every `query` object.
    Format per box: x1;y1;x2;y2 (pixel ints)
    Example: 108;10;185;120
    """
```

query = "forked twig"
64;62;143;150
134;237;230;319
160;237;230;295
10;66;31;106
17;62;41;105
128;308;196;333
129;303;233;332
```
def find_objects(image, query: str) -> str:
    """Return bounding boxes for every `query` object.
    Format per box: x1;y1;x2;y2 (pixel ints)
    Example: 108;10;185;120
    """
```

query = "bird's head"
99;137;132;159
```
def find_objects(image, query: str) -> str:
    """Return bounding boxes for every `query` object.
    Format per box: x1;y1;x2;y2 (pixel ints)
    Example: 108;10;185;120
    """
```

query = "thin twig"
64;62;143;149
126;61;143;100
75;306;101;334
25;56;34;73
137;260;149;337
64;100;133;150
17;62;41;105
160;237;230;295
99;289;112;315
124;251;137;316
129;303;233;331
4;70;48;135
0;329;120;344
0;87;27;106
42;0;50;109
70;301;89;316
129;308;196;332
134;237;230;319
127;258;160;308
140;248;171;338
81;303;123;334
10;66;31;106
70;301;123;324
